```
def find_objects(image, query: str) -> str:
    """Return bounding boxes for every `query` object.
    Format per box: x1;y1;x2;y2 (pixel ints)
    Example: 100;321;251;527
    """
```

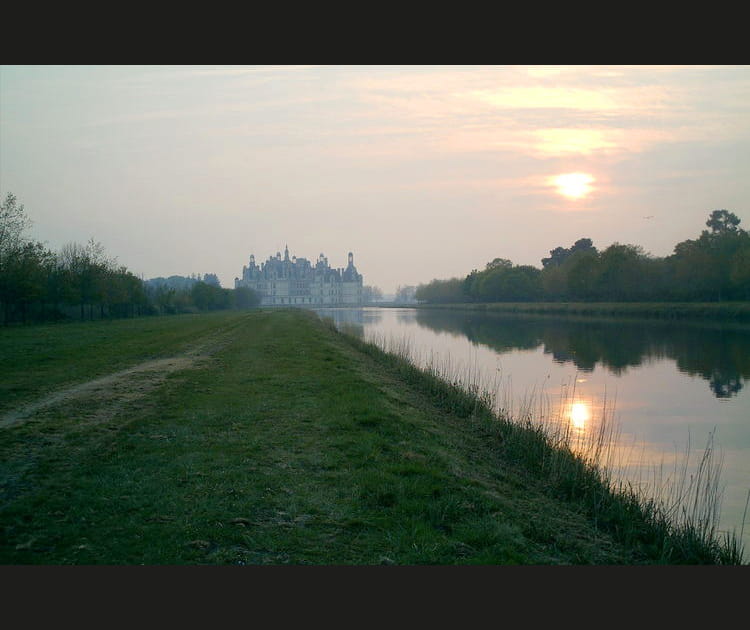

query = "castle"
234;246;364;306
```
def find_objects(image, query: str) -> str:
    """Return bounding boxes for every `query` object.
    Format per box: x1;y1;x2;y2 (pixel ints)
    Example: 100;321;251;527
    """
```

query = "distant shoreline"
373;301;750;322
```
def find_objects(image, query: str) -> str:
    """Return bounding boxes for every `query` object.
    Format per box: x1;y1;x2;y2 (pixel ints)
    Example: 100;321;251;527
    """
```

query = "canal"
316;306;750;553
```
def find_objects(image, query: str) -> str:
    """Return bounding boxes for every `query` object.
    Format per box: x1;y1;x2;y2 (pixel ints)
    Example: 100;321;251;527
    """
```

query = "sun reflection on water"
569;401;591;432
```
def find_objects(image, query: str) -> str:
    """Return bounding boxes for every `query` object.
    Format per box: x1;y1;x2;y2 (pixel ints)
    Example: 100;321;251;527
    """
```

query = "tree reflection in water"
412;310;750;399
316;306;750;552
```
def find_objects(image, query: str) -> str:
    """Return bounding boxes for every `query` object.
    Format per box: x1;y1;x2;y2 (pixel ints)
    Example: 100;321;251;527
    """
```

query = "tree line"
416;210;750;304
0;193;260;325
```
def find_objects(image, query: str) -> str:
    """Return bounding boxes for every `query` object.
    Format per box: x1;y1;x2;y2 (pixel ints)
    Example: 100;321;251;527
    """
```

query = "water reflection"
315;306;750;552
317;307;365;338
411;310;750;399
318;307;750;399
569;401;590;431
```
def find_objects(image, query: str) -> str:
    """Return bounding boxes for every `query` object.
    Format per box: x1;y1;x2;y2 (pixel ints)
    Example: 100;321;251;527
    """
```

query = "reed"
334;324;747;564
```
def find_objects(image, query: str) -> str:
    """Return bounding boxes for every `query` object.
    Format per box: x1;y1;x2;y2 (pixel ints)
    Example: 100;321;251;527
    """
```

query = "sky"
1;65;749;295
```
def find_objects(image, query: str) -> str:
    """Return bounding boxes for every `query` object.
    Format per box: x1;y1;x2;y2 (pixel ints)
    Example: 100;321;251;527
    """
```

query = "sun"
551;172;595;200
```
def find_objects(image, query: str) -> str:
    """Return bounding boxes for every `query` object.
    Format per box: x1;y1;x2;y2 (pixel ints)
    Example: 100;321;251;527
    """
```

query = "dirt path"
0;323;238;430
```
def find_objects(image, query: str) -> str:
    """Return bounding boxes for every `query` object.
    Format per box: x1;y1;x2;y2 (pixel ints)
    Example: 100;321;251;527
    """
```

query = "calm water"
316;306;750;553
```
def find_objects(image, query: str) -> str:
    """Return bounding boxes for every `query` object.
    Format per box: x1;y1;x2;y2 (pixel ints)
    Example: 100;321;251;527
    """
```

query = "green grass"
0;311;250;416
0;309;744;564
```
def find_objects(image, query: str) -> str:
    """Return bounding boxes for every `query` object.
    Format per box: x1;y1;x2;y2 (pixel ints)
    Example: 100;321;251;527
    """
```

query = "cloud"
342;66;750;163
469;86;626;112
530;127;675;158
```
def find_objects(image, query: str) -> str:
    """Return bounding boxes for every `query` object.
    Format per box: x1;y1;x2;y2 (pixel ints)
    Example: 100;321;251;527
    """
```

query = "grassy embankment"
410;301;750;322
0;309;744;564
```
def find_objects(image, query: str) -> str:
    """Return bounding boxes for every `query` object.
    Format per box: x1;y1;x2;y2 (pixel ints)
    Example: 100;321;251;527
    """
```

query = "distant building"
234;245;364;306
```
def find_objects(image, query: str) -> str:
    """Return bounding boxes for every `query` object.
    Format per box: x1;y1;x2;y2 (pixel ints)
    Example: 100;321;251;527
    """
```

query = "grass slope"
0;310;741;564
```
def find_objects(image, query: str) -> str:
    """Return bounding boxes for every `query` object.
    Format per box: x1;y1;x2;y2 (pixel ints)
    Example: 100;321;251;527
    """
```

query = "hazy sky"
1;65;748;294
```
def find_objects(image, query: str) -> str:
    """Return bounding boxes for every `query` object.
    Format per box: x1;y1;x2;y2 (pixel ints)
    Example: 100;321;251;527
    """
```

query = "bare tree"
0;192;32;257
58;239;116;320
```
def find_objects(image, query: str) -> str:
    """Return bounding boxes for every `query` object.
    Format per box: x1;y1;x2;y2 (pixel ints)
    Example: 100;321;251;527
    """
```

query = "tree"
1;241;50;324
565;249;601;300
469;264;542;302
729;242;750;300
463;270;481;301
148;283;177;314
43;252;67;321
57;239;115;320
203;273;221;287
505;265;543;301
667;210;748;301
541;246;569;268
570;238;596;254
541;238;597;268
101;266;146;318
191;281;231;311
706;209;741;235
394;285;417;303
596;243;650;301
540;263;569;300
415;278;465;303
485;257;513;271
234;286;261;309
0;193;32;257
191;281;216;310
0;193;58;324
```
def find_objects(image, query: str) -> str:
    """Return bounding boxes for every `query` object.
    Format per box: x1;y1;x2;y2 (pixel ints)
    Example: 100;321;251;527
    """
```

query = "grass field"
0;310;744;564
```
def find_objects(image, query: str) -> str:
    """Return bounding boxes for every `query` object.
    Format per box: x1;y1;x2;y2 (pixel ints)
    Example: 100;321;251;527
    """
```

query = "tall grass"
330;320;747;564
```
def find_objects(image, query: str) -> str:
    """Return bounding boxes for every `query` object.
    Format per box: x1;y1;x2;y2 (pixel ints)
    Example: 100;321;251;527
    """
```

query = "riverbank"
0;310;744;564
405;301;750;322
